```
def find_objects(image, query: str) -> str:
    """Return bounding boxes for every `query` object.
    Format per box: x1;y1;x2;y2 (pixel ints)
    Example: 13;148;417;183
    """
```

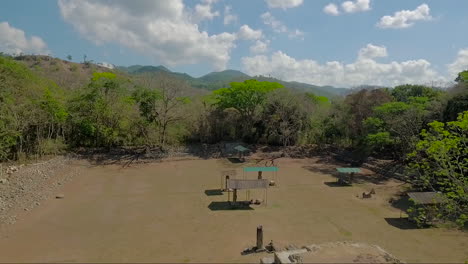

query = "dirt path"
0;158;466;263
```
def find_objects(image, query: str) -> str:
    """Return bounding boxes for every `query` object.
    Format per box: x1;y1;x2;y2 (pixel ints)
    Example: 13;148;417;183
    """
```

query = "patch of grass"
327;218;353;237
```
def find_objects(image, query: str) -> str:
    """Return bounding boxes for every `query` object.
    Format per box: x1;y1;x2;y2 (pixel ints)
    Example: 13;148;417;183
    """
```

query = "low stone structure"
260;241;401;264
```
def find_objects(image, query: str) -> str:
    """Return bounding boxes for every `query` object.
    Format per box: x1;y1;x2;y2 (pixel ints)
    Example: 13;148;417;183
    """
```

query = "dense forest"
0;54;467;227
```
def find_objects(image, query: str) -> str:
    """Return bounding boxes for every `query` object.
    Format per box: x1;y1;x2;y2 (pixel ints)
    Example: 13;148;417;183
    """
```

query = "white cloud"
241;44;445;87
0;21;49;55
288;29;305;39
341;0;371;13
265;0;303;9
324;0;370;16
323;4;340;16
261;12;304;39
448;48;468;78
250;40;270;54
261;12;287;33
358;44;387;59
58;0;237;70
223;5;238;25
96;62;115;69
237;25;263;40
194;0;220;21
377;4;432;29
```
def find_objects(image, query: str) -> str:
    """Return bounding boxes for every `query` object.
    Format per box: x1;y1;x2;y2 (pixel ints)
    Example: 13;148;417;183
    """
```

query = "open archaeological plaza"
0;149;466;263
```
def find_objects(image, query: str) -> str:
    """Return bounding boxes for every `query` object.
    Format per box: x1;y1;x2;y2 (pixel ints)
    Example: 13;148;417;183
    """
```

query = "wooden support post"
233;189;238;203
225;175;230;191
256;225;263;250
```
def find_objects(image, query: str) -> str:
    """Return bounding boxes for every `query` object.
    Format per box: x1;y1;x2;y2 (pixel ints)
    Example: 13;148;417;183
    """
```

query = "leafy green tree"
0;55;68;159
455;71;468;83
212;79;283;140
261;89;307;146
444;71;468;122
343;89;393;143
306;93;330;105
408;111;468;227
391;84;441;102
69;72;137;148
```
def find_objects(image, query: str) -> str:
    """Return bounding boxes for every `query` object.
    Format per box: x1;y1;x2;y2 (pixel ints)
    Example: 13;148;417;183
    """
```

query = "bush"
38;138;67;155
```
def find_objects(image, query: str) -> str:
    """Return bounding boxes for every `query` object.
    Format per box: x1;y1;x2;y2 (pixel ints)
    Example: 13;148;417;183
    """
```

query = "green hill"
118;64;348;97
198;70;250;83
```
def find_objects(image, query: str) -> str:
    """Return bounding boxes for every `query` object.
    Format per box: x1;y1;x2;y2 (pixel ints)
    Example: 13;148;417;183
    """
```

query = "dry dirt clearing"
0;157;467;263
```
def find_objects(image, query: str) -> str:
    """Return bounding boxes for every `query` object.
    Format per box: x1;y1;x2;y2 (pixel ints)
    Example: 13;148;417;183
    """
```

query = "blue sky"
1;0;467;87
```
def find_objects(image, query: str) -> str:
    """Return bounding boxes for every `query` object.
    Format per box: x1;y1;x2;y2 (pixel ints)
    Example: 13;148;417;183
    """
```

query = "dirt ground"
0;156;466;263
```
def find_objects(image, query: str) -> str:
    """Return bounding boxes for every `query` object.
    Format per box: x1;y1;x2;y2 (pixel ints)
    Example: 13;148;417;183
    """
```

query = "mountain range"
117;65;348;98
12;55;348;98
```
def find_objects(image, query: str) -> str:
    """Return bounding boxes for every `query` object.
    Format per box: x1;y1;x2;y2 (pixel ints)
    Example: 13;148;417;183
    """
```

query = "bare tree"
134;73;191;148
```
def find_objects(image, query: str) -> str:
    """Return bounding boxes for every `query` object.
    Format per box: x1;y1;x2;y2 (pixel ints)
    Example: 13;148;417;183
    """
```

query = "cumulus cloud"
250;40;270;54
194;0;220;21
265;0;303;9
323;4;340;16
341;0;371;13
448;48;468;78
237;25;263;40
358;44;387;59
288;29;305;39
0;21;49;55
58;0;236;70
261;12;304;39
223;5;238;25
241;44;445;87
324;0;370;16
377;4;432;29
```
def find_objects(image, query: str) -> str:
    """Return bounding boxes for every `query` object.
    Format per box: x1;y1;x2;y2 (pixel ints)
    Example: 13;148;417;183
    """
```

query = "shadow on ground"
384;217;421;230
208;201;253;211
205;189;224;196
227;158;244;164
323;181;352;187
389;195;412;212
303;165;390;185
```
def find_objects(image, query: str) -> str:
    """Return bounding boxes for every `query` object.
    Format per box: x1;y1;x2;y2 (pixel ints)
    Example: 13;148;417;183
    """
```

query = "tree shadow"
227;157;244;163
208;201;254;211
324;181;352;187
389;194;412;212
184;142;258;160
205;189;224;196
73;147;165;168
384;217;421;230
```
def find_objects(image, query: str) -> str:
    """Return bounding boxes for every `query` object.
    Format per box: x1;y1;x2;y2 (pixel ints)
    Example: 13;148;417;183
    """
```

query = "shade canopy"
336;168;361;173
227;179;269;190
408;192;446;205
244;167;279;172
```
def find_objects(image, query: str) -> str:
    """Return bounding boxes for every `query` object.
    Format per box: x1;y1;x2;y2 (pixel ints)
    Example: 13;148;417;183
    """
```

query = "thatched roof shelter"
408;192;446;205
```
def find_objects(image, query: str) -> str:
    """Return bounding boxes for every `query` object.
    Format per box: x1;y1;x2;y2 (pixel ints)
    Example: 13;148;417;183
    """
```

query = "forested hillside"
0;54;467;226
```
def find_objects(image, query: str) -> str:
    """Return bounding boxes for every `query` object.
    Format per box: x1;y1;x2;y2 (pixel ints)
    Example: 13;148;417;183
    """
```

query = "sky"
1;0;468;88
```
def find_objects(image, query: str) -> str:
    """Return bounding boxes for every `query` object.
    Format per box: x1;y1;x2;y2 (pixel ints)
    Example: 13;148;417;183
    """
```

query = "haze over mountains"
118;65;349;97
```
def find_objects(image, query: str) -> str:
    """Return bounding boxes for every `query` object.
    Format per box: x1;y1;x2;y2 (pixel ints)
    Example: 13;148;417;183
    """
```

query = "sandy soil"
0;157;466;263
